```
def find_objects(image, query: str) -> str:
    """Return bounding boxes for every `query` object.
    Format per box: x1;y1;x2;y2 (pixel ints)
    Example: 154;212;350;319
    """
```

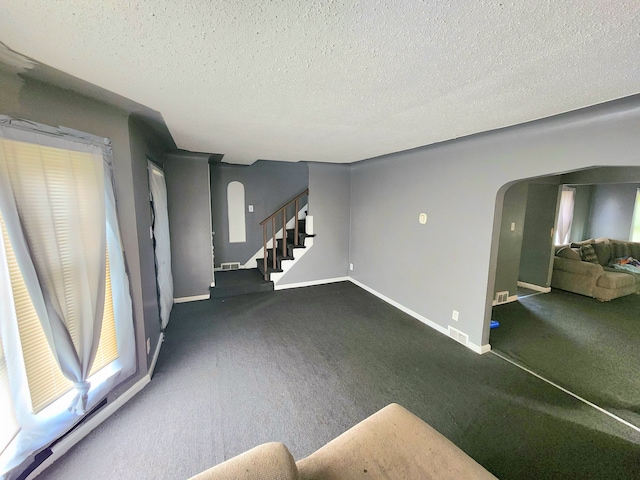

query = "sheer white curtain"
148;161;173;329
554;186;576;245
631;189;640;242
0;118;135;477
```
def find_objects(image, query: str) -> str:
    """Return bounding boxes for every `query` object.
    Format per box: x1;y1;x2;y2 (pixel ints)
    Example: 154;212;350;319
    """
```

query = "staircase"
257;218;314;280
209;189;314;298
257;189;314;282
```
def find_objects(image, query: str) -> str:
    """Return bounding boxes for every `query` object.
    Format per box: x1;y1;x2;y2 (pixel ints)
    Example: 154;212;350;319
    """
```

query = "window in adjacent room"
554;185;576;245
631;188;640;242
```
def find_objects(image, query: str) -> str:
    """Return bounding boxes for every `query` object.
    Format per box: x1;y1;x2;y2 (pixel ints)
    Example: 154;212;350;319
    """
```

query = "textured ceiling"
0;1;639;164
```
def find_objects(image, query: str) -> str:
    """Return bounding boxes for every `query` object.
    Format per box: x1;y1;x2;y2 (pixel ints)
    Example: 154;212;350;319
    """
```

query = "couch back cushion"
629;242;640;260
571;239;595;248
580;244;599;263
556;247;581;261
611;241;631;260
592;242;612;266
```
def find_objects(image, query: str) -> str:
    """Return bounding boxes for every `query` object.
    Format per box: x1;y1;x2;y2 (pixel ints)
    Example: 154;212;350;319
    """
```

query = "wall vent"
220;262;240;271
495;291;509;304
448;326;469;346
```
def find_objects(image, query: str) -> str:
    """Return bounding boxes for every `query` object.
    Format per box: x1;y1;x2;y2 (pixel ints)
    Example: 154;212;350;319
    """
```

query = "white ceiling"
1;1;639;164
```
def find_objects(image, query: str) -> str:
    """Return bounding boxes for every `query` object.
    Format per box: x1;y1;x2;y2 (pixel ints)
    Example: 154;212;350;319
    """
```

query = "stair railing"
260;188;309;281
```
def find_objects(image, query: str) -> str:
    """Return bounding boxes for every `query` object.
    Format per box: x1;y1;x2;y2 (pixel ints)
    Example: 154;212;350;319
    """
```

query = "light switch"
419;213;427;225
248;205;254;213
510;222;516;231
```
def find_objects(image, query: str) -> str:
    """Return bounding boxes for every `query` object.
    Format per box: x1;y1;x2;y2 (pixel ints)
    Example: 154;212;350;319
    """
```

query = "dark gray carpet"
491;289;640;428
210;269;273;298
37;282;640;480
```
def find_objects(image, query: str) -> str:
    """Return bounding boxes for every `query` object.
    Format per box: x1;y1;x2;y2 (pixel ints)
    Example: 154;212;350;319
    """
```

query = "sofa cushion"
296;403;496;480
592;242;612;266
571;239;595;247
556;247;581;261
580;244;599;264
597;273;635;289
630;242;640;260
189;442;299;480
611;241;631;259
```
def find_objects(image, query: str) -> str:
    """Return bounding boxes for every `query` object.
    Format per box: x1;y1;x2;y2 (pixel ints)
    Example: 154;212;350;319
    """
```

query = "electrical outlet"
146;338;151;354
452;310;459;321
349;263;354;271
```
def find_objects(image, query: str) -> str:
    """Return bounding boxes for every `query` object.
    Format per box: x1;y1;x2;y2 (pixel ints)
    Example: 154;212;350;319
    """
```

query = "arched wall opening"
484;166;640;346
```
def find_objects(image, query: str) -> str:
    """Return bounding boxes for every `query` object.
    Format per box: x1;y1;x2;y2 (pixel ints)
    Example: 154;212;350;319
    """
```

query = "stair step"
257;259;283;281
210;269;274;298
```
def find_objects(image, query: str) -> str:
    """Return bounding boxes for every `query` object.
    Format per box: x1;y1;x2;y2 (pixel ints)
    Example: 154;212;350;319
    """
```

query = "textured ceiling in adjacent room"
0;1;639;164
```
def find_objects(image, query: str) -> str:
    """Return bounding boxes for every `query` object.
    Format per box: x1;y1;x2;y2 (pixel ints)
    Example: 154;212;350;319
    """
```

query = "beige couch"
552;238;640;301
189;403;496;480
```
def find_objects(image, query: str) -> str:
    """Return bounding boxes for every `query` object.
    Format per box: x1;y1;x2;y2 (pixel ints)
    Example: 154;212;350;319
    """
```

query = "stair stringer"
242;205;307;269
270;215;314;287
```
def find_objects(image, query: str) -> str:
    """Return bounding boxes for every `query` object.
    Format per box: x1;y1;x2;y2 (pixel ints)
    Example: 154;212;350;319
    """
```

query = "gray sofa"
189;403;496;480
551;238;640;301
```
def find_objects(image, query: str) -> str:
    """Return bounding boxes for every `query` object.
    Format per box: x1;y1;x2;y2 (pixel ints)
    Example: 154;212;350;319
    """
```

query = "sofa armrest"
297;403;495;480
189;442;299;480
553;257;604;277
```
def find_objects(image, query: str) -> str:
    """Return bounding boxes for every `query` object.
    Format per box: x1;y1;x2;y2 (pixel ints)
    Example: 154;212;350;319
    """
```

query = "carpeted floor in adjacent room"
491;289;640;428
36;282;640;480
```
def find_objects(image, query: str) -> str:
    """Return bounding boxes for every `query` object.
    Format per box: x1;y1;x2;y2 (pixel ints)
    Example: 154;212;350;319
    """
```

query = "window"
0;119;136;477
554;186;576;245
631;188;640;242
0;214;118;413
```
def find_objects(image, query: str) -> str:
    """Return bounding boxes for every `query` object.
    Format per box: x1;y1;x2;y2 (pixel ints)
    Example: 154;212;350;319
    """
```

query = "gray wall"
518;184;559;287
164;153;214;298
128;116;166;366
588;183;640;240
568;184;594;243
493;181;528;298
278;163;351;285
0;74;160;388
349;96;640;347
210;160;308;266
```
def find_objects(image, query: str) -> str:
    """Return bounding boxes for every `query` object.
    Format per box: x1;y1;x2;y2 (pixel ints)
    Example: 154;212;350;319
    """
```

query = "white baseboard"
173;294;210;303
517;281;551;293
274;275;350;291
492;294;518;306
148;332;164;377
27;374;151;479
348;277;491;355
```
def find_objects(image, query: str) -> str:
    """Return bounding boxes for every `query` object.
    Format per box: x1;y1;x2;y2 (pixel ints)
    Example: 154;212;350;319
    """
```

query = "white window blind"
0;144;118;414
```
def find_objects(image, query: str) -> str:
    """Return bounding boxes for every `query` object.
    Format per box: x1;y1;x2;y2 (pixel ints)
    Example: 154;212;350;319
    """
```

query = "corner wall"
588;183;640;240
277;163;351;286
164;152;214;298
128;116;167;368
349;96;640;347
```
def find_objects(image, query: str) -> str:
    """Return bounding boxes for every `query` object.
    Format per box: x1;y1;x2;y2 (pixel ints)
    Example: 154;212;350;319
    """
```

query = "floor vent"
495;291;509;304
221;262;240;271
448;326;469;346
